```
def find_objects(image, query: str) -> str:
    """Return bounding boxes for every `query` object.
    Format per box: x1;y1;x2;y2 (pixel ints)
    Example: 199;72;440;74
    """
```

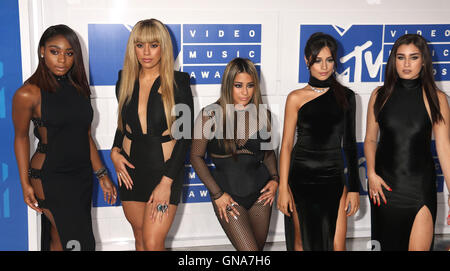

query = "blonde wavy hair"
117;18;176;133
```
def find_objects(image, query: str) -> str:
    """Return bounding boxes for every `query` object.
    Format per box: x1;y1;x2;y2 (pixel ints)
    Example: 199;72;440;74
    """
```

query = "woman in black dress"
277;33;360;251
12;25;117;251
365;34;450;251
190;58;279;251
110;19;193;251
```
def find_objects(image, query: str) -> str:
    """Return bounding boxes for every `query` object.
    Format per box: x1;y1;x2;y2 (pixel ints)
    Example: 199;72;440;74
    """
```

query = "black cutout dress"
112;71;193;204
30;75;95;251
285;76;360;251
371;78;436;250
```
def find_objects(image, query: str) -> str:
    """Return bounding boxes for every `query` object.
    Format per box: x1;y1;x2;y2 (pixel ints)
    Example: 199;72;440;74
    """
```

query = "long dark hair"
374;34;443;123
217;58;268;155
305;32;348;109
25;24;90;97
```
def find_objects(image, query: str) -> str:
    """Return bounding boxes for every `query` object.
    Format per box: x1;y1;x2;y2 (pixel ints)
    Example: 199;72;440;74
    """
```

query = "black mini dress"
112;71;193;204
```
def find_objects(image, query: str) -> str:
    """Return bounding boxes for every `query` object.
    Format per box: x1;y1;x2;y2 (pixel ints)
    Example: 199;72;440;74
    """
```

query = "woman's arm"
342;90;360;216
258;150;279;206
277;91;300;216
12;85;42;213
190;109;240;223
364;87;391;206
88;128;117;205
161;73;194;183
433;91;450;224
110;70;134;190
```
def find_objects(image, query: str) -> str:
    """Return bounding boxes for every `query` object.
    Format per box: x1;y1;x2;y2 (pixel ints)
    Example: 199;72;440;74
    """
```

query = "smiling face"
40;35;74;76
306;46;335;81
395;43;423;79
135;41;161;71
232;72;255;107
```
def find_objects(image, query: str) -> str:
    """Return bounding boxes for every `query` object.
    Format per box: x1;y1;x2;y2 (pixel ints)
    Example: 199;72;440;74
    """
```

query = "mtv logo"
88;24;181;86
299;25;383;83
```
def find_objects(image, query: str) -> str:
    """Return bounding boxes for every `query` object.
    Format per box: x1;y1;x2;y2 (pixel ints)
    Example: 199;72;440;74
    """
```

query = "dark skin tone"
12;35;117;250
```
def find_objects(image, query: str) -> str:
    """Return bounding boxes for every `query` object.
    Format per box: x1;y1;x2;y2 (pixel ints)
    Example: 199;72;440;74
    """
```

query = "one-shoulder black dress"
29;75;95;251
112;71;193;204
371;78;436;251
286;76;360;251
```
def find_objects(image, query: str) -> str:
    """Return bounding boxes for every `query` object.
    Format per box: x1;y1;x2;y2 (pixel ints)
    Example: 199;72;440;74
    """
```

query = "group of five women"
13;18;450;251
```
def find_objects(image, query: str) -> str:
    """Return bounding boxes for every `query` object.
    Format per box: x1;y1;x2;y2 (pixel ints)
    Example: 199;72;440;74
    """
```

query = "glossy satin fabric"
287;83;359;251
372;78;436;251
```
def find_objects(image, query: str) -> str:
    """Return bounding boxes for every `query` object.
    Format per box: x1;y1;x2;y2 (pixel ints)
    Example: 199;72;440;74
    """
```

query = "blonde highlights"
117;18;176;133
217;58;268;153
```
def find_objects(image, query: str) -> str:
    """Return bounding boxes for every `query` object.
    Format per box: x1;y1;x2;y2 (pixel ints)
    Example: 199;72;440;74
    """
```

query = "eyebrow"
396;52;420;56
48;45;73;50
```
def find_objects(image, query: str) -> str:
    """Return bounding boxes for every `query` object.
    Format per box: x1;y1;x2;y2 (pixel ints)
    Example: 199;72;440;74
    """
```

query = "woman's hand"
110;148;134;190
277;185;294;217
345;192;360;216
22;184;42;214
214;193;240;224
148;176;172;222
258;180;278;206
99;176;117;205
368;172;392;206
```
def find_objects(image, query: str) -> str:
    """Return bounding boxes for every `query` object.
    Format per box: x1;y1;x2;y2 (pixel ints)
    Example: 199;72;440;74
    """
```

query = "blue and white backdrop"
1;0;449;250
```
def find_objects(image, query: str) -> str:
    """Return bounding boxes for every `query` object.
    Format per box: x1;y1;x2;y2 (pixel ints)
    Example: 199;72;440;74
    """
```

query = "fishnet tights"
212;200;272;251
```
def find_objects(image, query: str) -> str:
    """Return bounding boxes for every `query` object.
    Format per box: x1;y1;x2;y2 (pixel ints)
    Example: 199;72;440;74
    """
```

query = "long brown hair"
25;24;90;97
304;32;349;109
217;58;269;154
374;34;443;123
117;18;176;132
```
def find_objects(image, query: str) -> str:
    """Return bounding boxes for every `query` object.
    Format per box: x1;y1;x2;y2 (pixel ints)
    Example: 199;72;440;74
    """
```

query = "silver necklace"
309;85;329;93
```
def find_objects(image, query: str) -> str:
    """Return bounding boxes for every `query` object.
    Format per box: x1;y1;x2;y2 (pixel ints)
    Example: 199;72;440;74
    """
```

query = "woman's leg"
122;201;146;251
247;200;272;250
334;185;348;251
408;206;434;251
212;202;259;251
142;204;178;251
290;206;304;251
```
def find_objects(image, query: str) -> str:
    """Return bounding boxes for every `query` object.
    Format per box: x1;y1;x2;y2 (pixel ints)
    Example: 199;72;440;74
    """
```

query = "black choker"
308;75;332;88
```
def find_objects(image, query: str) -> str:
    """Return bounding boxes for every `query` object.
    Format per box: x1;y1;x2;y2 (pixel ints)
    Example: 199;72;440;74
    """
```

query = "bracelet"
271;175;280;183
94;167;108;180
211;191;224;200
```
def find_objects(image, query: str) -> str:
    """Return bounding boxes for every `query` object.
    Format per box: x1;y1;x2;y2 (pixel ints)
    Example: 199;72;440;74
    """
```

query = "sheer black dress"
29;74;95;251
190;104;278;250
112;71;193;204
371;78;436;250
285;76;360;251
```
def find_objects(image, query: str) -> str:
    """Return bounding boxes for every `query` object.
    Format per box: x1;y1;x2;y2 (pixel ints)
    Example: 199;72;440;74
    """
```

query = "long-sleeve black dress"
286;76;360;251
29;74;95;251
371;78;436;250
112;71;193;204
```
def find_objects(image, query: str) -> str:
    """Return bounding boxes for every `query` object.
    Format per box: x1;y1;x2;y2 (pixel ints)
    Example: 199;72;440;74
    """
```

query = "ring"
230;202;236;207
157;204;168;213
118;172;122;177
226;205;232;212
373;193;378;197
